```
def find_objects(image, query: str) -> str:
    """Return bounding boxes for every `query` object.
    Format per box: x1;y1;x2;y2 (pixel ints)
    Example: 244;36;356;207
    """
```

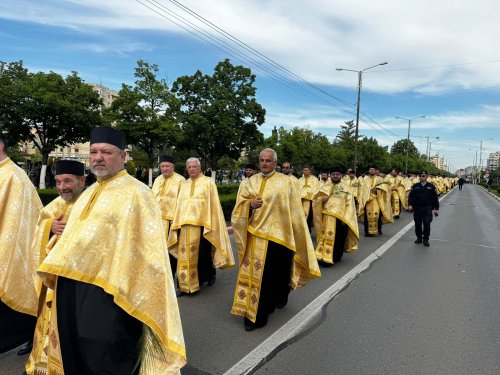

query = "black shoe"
17;342;32;356
423;241;430;247
365;233;373;237
244;317;267;331
378;230;383;235
176;290;186;297
394;215;400;219
207;275;216;287
415;238;422;244
277;295;288;309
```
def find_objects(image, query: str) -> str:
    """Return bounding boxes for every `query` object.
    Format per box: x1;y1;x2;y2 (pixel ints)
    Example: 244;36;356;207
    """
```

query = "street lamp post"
471;138;493;183
395;115;425;174
336;61;388;173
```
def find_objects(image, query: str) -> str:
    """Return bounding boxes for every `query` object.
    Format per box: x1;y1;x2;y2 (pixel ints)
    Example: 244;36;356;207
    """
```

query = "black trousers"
56;277;142;375
413;206;433;241
167;221;177;279
252;241;293;326
197;227;216;284
306;202;314;231
333;220;349;262
0;301;36;354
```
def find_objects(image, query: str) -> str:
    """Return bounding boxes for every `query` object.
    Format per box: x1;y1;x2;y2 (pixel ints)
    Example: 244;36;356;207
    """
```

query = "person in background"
0;134;43;355
231;148;320;331
168;157;234;296
408;171;440;247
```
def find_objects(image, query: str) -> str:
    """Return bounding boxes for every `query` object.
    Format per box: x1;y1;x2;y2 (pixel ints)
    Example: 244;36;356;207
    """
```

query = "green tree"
0;61;103;188
334;120;357;167
172;59;265;169
390;139;419;157
106;60;181;186
0;61;29;146
357;137;390;172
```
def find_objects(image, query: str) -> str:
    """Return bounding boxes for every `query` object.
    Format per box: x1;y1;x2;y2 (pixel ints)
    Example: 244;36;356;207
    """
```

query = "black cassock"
56;277;143;375
0;301;36;353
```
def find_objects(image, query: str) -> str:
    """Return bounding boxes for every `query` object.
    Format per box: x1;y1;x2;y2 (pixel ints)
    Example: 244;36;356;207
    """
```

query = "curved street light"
336;61;388;173
471;137;493;182
395;115;425;174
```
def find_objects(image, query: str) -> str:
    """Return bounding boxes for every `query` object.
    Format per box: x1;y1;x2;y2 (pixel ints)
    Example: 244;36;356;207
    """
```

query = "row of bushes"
37;188;238;220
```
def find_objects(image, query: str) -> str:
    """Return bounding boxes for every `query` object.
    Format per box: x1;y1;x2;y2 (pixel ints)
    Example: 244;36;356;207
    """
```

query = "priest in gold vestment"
358;166;393;237
231;148;320;331
0;135;42;354
281;161;299;188
298;166;321;235
26;160;86;375
167;157;234;296
152;155;185;278
315;167;359;265
38;128;186;374
385;168;406;219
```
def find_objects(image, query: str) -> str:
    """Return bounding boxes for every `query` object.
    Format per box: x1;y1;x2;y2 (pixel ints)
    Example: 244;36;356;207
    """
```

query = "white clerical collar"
261;170;275;178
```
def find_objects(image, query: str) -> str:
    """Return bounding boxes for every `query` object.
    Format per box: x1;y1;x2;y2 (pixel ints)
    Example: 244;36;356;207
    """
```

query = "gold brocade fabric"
286;174;300;189
401;178;413;209
167;175;234;271
385;176;406;215
315;181;359;263
152;173;185;238
26;196;76;375
37;170;186;374
299;175;320;201
0;158;42;316
230;172;321;322
342;176;360;199
175;225;203;293
358;176;393;234
299;175;321;235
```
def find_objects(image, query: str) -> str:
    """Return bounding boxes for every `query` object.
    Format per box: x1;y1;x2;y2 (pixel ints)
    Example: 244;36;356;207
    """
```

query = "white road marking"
223;192;450;375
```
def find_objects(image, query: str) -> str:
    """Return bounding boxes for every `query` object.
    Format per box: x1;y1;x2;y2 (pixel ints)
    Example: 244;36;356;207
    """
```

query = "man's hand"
322;195;329;203
433;210;439;217
250;197;263;209
408;205;413;212
51;215;66;235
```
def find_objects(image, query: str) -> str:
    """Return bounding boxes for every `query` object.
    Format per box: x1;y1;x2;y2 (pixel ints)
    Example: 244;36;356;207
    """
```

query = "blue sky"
1;0;499;171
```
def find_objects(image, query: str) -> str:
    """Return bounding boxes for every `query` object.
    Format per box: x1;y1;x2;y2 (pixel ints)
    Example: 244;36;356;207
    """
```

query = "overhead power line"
135;0;402;140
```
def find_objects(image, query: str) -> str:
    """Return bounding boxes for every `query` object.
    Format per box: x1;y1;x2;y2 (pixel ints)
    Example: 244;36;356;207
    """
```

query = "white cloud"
3;0;500;93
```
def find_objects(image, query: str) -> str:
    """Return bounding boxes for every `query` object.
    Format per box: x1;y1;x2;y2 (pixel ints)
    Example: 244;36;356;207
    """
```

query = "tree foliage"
172;59;265;168
390;138;419;157
106;60;180;169
0;61;102;164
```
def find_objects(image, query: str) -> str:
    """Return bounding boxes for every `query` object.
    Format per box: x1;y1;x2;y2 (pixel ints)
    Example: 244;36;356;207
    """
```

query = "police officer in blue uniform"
408;171;440;247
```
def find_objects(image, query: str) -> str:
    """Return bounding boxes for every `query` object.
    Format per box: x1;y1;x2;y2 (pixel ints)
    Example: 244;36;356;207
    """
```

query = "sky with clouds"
1;0;499;171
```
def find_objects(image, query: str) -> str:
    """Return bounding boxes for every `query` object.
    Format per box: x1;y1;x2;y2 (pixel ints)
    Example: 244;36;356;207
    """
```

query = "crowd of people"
0;127;458;374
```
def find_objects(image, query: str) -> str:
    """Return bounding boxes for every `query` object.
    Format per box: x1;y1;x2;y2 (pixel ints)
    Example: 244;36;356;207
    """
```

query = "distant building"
486;151;500;170
90;83;119;107
47;83;122;165
430;155;444;170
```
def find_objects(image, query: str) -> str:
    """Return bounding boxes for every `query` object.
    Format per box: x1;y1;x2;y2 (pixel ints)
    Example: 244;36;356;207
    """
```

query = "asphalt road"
2;184;499;375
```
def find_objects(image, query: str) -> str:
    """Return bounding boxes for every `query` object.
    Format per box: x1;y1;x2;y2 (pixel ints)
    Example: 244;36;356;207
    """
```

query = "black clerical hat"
159;155;175;164
330;166;344;174
56;160;85;176
420;171;428;175
246;163;256;170
90;127;126;149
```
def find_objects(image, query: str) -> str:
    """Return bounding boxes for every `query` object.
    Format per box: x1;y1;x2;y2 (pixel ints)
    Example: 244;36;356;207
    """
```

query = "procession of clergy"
0;127;457;374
